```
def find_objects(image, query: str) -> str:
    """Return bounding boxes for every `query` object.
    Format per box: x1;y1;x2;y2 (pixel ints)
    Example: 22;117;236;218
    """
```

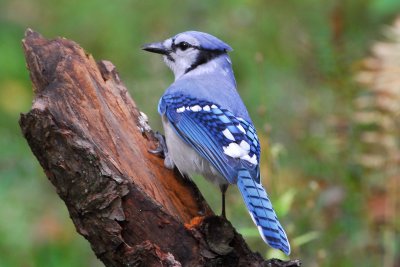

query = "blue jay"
142;31;290;255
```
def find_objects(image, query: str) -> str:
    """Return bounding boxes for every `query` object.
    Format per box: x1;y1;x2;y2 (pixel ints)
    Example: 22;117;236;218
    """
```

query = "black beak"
142;42;169;55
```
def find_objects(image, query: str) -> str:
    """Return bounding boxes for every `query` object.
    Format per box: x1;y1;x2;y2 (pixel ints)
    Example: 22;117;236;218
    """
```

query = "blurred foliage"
354;18;400;173
353;17;400;267
0;0;399;266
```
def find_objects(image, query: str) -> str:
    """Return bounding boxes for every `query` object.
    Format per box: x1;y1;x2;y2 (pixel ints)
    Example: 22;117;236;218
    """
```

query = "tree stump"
19;29;300;267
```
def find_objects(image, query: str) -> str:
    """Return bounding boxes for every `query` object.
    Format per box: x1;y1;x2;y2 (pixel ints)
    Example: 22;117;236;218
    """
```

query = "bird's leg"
220;184;229;219
149;132;175;169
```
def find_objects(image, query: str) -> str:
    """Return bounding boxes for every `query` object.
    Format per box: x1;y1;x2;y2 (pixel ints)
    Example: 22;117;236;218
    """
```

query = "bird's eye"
178;42;190;51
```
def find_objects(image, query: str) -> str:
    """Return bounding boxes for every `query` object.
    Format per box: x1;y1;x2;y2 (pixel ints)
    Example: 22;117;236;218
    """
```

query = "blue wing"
159;93;291;255
159;93;260;183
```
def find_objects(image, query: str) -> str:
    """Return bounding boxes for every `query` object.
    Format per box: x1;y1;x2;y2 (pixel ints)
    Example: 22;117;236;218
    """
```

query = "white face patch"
161;34;202;80
222;128;235;141
164;50;199;80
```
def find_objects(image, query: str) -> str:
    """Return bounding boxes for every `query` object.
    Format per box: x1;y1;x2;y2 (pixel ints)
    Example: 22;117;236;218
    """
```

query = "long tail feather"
237;169;290;255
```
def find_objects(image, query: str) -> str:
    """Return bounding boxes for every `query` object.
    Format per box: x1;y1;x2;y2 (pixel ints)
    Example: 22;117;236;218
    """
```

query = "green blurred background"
1;0;399;266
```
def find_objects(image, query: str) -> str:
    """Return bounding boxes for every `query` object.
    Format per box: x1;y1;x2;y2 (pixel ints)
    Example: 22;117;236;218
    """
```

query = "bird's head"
142;31;232;80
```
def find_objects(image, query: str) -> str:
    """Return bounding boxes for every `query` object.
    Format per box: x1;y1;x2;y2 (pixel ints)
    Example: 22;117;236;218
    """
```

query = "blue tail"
237;169;290;255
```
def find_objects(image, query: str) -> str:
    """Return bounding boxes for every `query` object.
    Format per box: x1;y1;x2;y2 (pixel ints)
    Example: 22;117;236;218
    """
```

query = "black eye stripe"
177;41;196;51
171;40;202;52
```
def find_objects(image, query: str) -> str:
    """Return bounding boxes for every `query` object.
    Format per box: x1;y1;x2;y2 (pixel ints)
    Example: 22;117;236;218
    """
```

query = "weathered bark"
19;29;300;267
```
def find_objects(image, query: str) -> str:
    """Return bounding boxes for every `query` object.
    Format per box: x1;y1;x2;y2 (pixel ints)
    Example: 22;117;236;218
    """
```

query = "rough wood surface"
19;30;300;267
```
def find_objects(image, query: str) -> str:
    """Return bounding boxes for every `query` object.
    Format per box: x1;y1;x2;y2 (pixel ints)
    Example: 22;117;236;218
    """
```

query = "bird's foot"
149;132;175;170
149;131;168;158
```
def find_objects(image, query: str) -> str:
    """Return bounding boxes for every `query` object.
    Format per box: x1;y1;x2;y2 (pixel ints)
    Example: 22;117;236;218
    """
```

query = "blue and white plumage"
143;31;290;255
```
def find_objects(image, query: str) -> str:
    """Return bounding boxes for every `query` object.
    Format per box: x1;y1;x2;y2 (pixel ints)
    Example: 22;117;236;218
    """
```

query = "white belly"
162;116;228;186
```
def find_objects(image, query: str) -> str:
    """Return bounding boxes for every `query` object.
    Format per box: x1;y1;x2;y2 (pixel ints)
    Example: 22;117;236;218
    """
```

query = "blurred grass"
1;0;400;266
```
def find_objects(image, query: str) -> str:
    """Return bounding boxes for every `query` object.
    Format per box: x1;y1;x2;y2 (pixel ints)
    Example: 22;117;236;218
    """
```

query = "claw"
148;146;164;155
149;131;168;158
